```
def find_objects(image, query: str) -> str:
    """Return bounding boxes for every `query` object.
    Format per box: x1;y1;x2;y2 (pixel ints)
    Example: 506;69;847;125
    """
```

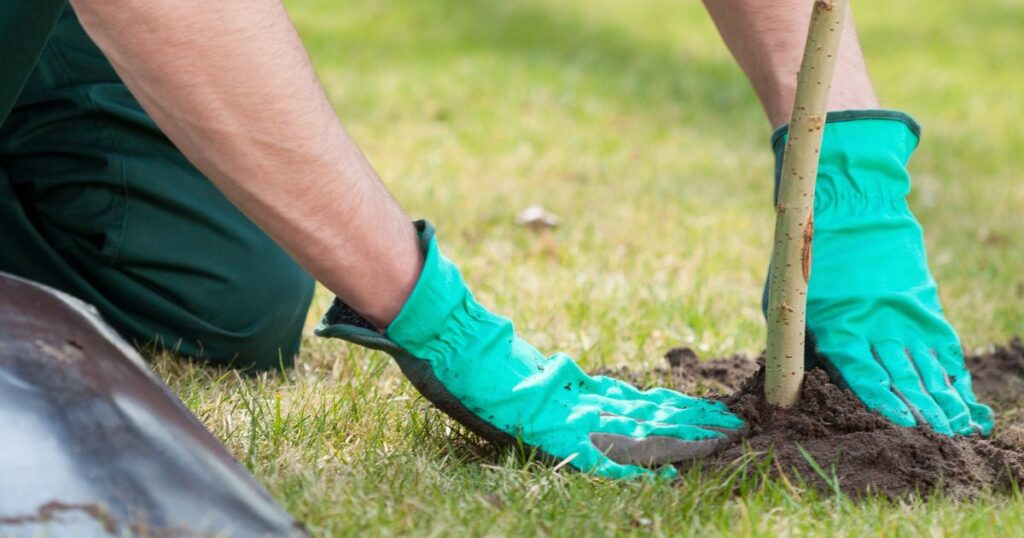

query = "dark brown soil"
710;367;1024;499
599;339;1024;499
966;337;1024;453
966;338;1024;408
598;347;759;396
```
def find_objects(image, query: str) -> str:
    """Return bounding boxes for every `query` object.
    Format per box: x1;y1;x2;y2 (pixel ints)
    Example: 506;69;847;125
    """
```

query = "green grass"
155;0;1024;535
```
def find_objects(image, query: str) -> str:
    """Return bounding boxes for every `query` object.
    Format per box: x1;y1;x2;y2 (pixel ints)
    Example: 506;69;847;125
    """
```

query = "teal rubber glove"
317;221;745;479
768;110;994;436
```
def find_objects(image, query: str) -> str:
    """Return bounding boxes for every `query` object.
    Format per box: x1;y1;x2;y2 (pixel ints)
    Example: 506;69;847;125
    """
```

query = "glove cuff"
770;109;921;155
314;220;446;353
770;110;922;212
383;221;487;356
317;220;519;366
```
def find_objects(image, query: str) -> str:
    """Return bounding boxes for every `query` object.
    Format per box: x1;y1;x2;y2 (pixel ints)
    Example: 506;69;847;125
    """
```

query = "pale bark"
765;0;848;407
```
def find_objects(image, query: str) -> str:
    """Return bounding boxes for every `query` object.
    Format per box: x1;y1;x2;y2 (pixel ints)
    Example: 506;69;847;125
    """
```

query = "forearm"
702;0;878;127
69;0;420;328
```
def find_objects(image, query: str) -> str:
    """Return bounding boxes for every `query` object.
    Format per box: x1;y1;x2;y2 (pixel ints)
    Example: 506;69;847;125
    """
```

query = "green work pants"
1;6;314;370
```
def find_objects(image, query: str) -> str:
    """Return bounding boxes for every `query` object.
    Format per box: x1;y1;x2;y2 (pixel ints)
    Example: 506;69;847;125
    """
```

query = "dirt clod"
602;339;1024;499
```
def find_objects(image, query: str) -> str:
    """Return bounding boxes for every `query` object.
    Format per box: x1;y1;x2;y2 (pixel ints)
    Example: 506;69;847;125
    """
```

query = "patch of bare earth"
597;338;1024;499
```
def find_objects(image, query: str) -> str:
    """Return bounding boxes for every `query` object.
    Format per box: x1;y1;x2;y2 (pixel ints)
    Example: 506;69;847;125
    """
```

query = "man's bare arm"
70;0;421;328
702;0;878;127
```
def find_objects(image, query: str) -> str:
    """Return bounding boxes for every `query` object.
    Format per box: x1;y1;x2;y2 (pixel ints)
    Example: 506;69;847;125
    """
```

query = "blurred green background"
293;0;1022;360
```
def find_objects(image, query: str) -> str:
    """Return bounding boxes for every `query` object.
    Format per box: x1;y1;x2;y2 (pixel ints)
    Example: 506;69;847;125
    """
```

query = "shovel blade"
0;272;306;537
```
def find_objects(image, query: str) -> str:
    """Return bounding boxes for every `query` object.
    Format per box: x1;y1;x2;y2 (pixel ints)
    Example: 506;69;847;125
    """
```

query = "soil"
966;338;1024;409
598;347;759;396
598;338;1024;499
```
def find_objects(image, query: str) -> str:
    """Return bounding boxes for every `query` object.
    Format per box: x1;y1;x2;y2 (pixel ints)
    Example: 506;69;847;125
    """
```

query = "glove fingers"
588;375;714;410
905;342;975;436
588;457;678;480
934;344;995;436
578;393;743;430
820;340;918;428
872;341;952;435
962;393;995;437
650;406;745;431
597;414;730;441
577;394;681;423
556;441;666;479
561;439;681;478
588;432;731;466
589;416;733;466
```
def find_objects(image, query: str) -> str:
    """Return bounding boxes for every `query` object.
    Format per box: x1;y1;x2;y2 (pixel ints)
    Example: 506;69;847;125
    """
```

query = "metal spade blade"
0;272;307;537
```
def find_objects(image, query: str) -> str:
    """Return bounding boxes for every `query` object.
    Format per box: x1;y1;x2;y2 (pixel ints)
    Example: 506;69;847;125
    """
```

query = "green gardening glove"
768;110;994;436
317;221;745;479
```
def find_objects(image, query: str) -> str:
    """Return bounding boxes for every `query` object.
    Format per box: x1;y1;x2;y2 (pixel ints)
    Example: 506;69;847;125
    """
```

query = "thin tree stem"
765;0;848;407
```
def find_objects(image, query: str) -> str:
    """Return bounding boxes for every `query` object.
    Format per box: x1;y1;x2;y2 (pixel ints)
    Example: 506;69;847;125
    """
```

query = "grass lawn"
154;0;1024;535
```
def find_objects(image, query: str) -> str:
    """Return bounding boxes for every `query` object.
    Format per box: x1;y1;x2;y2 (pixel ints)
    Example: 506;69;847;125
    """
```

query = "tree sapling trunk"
765;0;848;407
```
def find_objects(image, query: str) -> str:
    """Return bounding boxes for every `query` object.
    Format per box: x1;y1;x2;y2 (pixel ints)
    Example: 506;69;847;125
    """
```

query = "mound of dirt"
597;347;759;395
600;339;1024;499
706;367;1024;499
967;337;1024;407
966;337;1024;453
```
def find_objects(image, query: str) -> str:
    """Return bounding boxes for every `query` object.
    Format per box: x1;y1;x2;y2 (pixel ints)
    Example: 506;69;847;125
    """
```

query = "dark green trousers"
1;6;314;370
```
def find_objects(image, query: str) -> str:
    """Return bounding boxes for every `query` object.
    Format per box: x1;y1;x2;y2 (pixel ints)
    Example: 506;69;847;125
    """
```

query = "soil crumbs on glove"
598;338;1024;499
